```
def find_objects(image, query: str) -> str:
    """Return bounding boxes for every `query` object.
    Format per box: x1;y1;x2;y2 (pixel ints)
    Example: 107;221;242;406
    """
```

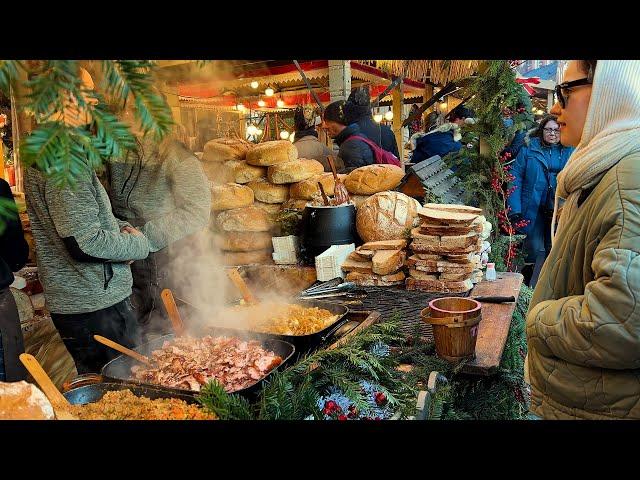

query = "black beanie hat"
323;100;347;125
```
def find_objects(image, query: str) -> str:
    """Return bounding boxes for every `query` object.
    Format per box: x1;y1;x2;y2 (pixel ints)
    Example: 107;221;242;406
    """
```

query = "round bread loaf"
289;173;346;199
282;199;310;211
201;159;242;185
202;138;250;162
222;249;273;266
234;161;267;184
215;231;273;252
216;206;271;232
356;191;422;242
247;178;289;204
345;164;405;195
267;159;324;184
210;183;254;211
350;195;370;209
246;140;298;166
0;381;55;420
254;201;282;215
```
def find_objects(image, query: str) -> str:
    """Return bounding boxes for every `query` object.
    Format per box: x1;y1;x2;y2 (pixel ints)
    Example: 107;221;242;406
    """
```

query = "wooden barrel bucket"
420;297;482;363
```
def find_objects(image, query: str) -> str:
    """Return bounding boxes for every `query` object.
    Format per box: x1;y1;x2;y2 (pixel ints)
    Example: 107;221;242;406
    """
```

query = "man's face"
321;119;344;138
550;60;593;147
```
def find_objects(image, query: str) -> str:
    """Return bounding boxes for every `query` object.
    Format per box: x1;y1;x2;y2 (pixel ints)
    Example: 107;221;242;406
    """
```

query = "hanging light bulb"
280;130;290;140
247;124;257;136
236;103;245;112
276;99;285;108
251;81;259;89
373;113;383;123
265;87;275;97
257;99;266;107
290;132;295;142
255;128;263;135
384;111;394;121
440;102;447;110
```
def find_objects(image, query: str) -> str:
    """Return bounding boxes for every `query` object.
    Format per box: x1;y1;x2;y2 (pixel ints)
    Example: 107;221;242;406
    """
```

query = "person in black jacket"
344;87;399;157
0;178;29;382
322;100;375;172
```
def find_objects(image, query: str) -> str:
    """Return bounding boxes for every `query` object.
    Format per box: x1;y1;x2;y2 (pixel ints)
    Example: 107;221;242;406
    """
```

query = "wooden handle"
327;155;338;180
318;182;330;206
19;353;72;411
226;268;257;304
93;335;153;367
161;288;186;336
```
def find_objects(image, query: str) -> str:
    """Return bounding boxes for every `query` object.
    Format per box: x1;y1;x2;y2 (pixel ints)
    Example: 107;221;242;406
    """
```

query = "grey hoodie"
24;167;150;314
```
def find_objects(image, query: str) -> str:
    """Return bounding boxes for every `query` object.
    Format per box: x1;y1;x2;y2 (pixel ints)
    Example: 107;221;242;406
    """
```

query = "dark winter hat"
323;100;347;125
449;104;475;121
345;86;372;123
347;86;371;106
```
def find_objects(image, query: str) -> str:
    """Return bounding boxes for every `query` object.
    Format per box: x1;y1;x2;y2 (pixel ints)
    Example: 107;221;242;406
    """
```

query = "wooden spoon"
327;155;350;205
226;268;258;305
318;181;330;206
19;353;77;420
161;288;186;336
93;335;153;367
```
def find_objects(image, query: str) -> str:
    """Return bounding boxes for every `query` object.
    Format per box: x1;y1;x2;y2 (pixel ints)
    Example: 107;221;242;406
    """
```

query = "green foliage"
197;380;254;420
274;208;302;237
0;197;17;235
489;232;527;272
0;61;20;97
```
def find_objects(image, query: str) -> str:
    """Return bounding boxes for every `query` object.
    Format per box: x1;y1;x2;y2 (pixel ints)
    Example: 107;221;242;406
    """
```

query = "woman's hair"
532;114;559;141
579;60;598;82
425;111;443;132
323;100;347;125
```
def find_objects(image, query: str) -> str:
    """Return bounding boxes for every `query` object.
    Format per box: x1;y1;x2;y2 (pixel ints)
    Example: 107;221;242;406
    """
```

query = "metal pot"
300;204;359;263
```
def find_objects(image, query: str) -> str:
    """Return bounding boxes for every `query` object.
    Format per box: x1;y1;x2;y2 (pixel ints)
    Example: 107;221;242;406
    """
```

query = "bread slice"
410;240;481;255
372;249;405;275
417;207;479;225
346;271;405;286
423;203;483;215
419;222;483;236
408;269;438;281
354;249;375;259
413;253;443;261
360;239;408;251
405;277;473;293
439;272;473;281
341;258;374;274
407;255;475;274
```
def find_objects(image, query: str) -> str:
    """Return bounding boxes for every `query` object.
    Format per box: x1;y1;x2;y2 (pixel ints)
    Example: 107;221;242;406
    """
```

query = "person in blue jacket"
410;105;475;164
507;114;574;272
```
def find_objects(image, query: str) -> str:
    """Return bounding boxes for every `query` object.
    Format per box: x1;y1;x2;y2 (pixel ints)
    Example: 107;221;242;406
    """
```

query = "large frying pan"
100;326;295;399
63;380;199;406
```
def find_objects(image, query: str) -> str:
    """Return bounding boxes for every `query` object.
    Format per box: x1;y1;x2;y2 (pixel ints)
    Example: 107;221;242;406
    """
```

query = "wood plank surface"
463;272;524;375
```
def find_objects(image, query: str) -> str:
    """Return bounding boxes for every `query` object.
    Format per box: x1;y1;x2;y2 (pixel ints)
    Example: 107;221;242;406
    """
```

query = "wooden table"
462;272;524;375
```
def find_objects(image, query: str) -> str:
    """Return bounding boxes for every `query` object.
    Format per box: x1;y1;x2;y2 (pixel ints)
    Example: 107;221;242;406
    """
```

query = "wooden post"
422;84;434;123
392;84;404;169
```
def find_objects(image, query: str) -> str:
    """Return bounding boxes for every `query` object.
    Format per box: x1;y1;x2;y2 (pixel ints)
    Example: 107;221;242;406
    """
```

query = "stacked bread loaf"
405;204;484;293
356;191;421;242
341;239;408;286
200;138;253;185
340;164;406;210
211;183;274;265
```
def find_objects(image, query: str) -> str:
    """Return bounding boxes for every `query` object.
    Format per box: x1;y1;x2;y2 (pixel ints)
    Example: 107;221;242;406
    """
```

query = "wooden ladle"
93;335;153;367
19;353;77;420
161;288;186;336
226;268;258;305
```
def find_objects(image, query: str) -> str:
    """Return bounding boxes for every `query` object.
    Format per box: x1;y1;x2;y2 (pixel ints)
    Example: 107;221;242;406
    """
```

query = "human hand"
121;225;143;236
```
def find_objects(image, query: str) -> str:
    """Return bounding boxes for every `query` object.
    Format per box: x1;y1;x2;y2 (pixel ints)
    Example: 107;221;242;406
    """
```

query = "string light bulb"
440;102;447;110
373;113;383;123
251;81;259;89
276;99;285;108
256;128;263;135
247;124;258;136
257;100;266;107
280;130;290;140
265;87;275;97
236;103;245;112
384;111;393;121
290;132;295;142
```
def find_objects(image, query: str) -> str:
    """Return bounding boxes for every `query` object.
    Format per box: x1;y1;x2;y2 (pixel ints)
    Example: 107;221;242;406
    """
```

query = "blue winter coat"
412;130;462;163
507;137;574;236
356;116;399;158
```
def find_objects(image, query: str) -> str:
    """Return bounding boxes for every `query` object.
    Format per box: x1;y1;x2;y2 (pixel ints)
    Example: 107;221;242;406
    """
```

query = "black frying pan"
100;326;295;399
63;381;199;405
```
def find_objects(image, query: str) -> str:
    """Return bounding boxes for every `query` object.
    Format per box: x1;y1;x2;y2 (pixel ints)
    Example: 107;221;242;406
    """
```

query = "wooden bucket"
420;297;482;363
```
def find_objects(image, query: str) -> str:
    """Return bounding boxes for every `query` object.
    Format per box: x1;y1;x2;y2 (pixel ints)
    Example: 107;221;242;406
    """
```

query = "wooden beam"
156;60;197;69
392;85;404;168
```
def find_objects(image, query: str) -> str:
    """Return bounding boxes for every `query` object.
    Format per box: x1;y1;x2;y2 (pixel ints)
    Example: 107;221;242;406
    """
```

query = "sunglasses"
555;77;592;108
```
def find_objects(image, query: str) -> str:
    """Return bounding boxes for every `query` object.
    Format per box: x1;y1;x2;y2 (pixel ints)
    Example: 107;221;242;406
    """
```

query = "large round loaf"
356;191;421;242
247;178;289;204
216;206;271;232
210;183;254;211
345;164;405;195
202;138;250;162
246;140;298;166
350;195;370;209
222;249;273;266
201;159;242;185
215;231;273;252
267;159;324;184
234;161;267;184
282;199;309;211
289;173;347;200
254;201;282;215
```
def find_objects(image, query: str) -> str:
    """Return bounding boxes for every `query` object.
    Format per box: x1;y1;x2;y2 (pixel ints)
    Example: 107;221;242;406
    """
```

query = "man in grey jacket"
105;112;211;338
24;165;150;374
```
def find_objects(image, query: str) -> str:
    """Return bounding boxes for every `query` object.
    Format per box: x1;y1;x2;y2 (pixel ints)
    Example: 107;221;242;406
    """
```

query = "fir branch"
0;60;20;94
0;198;17;235
196;380;255;420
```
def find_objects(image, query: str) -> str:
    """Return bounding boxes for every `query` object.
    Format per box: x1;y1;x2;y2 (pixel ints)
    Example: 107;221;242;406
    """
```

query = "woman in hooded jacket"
526;60;640;419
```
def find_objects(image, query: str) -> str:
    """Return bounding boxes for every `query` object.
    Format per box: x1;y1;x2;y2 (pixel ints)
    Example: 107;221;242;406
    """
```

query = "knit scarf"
551;61;640;244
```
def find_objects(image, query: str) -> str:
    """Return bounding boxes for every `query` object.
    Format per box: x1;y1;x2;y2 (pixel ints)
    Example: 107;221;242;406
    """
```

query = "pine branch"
0;198;17;235
0;60;20;94
196;380;255;420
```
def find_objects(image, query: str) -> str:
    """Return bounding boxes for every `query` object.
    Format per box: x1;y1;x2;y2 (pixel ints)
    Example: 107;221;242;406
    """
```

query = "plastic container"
485;263;497;281
271;235;299;265
315;243;355;281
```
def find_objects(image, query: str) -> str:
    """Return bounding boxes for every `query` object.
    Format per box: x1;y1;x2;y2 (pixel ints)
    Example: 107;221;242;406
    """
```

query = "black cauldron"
299;204;360;264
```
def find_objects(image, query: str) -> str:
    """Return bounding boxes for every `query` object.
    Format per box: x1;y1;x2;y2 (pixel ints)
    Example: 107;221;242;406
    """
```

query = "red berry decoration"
374;392;387;406
337;414;348;421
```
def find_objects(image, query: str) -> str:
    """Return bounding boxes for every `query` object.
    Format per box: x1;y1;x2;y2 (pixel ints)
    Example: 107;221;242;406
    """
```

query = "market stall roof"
357;60;482;86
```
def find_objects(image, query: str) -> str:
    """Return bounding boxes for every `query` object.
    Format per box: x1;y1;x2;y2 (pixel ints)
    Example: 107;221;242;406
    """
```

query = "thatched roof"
357;60;482;86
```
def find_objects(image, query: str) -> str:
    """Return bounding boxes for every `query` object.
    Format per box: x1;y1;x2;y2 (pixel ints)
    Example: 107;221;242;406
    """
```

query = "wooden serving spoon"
19;353;77;420
317;181;330;206
161;288;186;336
327;155;350;205
226;267;258;305
93;335;153;367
